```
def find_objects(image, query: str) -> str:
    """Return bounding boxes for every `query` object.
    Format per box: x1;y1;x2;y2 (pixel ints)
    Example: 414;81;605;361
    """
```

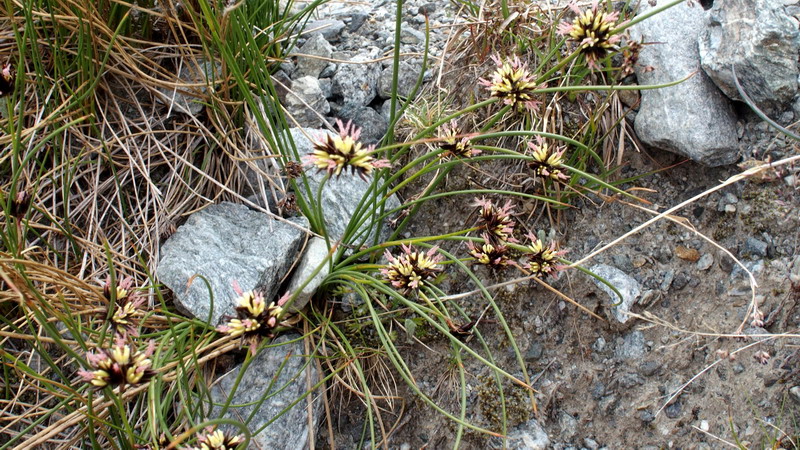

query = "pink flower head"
438;119;481;158
472;197;518;245
303;119;390;179
479;55;545;111
558;1;624;70
527;136;569;182
381;244;444;294
522;232;568;278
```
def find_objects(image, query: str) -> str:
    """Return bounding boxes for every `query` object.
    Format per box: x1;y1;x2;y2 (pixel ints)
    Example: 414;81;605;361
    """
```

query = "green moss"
476;375;532;430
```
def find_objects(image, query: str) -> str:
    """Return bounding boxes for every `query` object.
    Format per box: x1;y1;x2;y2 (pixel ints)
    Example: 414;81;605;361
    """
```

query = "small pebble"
665;401;682;419
700;420;710;432
696;253;714;271
790;386;800;404
733;363;745;374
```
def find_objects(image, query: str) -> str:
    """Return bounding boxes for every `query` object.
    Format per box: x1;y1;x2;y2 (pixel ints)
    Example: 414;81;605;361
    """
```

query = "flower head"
184;426;245;450
557;1;623;70
380;244;444;294
9;190;30;219
472;197;518;245
303;119;390;179
479;55;545;111
78;338;155;389
527;137;568;182
438;120;480;159
104;276;145;337
216;284;291;354
522;232;567;278
0;61;15;97
468;238;513;269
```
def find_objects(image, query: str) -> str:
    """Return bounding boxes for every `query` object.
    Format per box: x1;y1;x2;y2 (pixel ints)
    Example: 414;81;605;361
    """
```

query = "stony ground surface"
333;131;799;450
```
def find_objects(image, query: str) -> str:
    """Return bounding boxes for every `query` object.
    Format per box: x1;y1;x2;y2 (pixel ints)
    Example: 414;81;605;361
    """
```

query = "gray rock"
331;49;381;110
631;1;739;167
285;76;330;128
338;106;388;145
699;0;800;113
499;419;550;450
378;61;422;99
285;237;330;312
525;342;544;362
639;360;661;377
584;438;600;450
590;264;641;324
304;19;346;42
615;330;647;361
157;202;308;326
743;236;768;258
208;334;321;449
789;386;800;405
592;337;607;353
289;128;400;244
296;34;334;78
665;401;683;419
401;27;426;44
157;58;221;116
559;412;578;440
696;253;714;270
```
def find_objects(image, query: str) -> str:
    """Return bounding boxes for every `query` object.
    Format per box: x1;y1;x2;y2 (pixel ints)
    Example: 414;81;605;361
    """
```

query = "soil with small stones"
321;125;799;449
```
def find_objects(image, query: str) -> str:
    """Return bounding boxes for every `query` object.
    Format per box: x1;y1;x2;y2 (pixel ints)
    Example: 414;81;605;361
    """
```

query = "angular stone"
296;34;334;78
285;76;330;128
699;0;800;113
590;264;641;324
285;237;330;312
378;61;422;99
304;19;346;42
491;418;550;449
157;202;308;326
208;334;322;450
631;2;739;167
338;106;388;145
289;128;400;244
331;49;381;110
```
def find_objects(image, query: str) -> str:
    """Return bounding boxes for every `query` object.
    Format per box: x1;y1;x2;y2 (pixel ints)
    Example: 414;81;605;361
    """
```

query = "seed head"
217;286;289;355
303;119;390;179
104;276;145;337
186;426;245;450
468;238;512;269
